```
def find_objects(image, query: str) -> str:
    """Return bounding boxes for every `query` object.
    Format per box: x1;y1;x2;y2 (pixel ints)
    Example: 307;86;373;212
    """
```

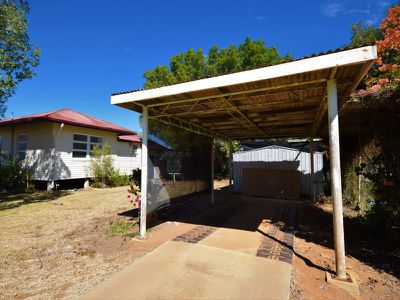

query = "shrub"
0;154;32;191
107;170;131;187
88;144;132;188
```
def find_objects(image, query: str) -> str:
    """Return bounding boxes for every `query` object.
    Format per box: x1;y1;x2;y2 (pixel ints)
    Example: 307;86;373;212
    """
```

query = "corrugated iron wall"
232;146;324;197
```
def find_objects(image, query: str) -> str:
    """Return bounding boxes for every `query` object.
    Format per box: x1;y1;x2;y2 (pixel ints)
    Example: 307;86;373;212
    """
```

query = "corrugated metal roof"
118;134;141;143
111;45;377;139
0;108;137;136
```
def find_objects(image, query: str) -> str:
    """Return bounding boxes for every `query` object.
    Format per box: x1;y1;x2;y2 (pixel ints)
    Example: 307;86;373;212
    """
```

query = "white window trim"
72;133;103;159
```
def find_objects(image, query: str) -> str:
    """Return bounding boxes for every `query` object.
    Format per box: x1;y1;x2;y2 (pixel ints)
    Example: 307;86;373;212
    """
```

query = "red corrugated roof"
0;108;137;135
118;135;141;143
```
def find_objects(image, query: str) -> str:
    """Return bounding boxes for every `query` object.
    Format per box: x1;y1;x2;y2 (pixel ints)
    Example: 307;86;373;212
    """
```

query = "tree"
144;37;291;89
0;0;40;118
349;4;400;94
349;22;382;48
376;5;400;77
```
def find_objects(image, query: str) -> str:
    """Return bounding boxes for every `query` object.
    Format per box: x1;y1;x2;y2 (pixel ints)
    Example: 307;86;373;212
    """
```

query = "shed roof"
111;45;377;140
0;108;137;136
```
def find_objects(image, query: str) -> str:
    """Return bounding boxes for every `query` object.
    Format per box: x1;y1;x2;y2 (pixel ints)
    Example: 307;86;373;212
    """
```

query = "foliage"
350;5;400;95
213;139;240;177
342;91;400;244
0;154;31;191
0;0;40;118
376;5;400;78
349;22;382;48
105;220;139;238
355;132;400;243
144;37;291;89
88;144;130;187
344;6;400;243
108;170;131;187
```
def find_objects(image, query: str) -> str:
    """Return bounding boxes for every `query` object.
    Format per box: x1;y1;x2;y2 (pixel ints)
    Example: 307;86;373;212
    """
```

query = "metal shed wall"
232;145;324;197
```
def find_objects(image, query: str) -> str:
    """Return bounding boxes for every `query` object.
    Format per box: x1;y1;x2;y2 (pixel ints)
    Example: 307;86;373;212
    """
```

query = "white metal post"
327;79;347;279
228;142;232;194
140;106;149;239
211;138;215;204
310;138;315;201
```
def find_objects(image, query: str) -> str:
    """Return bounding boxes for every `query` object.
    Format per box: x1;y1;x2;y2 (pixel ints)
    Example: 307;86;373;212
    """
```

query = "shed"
233;145;324;198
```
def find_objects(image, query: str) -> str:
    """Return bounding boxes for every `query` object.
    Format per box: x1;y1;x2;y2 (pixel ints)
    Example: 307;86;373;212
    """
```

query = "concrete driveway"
83;203;296;300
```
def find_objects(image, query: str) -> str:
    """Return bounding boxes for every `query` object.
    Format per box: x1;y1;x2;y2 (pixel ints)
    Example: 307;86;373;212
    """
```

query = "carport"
111;45;377;279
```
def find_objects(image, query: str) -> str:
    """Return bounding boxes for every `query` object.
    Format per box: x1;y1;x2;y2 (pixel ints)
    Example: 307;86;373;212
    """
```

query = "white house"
0;109;142;190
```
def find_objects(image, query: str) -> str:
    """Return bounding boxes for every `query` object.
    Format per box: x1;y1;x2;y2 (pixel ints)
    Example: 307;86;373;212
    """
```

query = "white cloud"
322;3;343;17
378;1;392;10
343;8;370;14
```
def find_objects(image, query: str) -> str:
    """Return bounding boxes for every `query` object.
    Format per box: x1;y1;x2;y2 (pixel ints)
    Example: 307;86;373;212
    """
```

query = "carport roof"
111;45;377;140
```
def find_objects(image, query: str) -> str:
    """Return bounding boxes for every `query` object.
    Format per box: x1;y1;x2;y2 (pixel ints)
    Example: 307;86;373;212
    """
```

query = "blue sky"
6;0;393;133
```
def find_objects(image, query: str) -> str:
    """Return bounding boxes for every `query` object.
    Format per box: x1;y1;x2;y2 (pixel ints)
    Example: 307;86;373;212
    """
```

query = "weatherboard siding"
0;122;141;181
55;124;140;180
0;122;55;180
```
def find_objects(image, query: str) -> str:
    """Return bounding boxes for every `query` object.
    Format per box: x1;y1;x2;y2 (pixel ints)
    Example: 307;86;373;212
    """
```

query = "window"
17;134;27;160
72;134;103;158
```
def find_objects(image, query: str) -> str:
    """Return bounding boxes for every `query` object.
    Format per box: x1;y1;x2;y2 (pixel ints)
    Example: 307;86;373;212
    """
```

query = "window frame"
72;133;103;159
17;133;28;160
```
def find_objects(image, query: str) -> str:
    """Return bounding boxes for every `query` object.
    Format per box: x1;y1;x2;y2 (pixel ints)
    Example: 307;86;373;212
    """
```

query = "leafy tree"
350;4;400;94
376;5;400;78
0;0;40;118
349;22;382;48
144;37;291;89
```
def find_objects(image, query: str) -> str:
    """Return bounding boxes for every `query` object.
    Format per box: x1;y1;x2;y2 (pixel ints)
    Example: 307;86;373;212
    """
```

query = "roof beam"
223;97;270;138
145;79;327;108
148;107;229;140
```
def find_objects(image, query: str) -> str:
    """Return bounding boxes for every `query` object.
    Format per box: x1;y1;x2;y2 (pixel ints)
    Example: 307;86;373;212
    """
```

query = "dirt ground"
291;203;400;300
0;186;195;299
1;182;399;299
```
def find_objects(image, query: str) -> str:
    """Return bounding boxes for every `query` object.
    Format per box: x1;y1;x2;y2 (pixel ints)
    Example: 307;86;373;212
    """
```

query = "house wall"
0;122;141;182
54;124;141;180
232;145;324;198
0;122;55;180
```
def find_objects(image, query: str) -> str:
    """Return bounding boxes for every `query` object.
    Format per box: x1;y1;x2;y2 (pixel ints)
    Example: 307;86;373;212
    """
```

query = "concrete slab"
83;241;291;300
199;227;263;255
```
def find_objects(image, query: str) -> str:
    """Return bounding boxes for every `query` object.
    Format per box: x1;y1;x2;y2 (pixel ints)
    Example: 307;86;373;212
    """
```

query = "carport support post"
228;141;232;194
309;138;315;201
140;106;149;239
327;79;347;279
211;138;215;204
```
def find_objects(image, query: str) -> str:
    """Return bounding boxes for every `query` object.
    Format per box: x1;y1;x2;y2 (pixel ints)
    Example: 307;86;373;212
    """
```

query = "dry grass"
0;186;143;299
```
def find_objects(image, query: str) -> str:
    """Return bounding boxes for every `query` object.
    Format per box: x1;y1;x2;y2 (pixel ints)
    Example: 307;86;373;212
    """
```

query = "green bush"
107;170;131;187
356;133;400;245
88;144;131;188
0;154;32;191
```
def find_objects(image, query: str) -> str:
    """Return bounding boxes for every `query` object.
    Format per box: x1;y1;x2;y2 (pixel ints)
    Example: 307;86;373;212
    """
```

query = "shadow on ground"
0;191;70;210
118;186;400;279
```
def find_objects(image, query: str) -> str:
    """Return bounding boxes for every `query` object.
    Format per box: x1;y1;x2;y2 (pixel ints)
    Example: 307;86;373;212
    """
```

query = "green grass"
105;220;139;238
